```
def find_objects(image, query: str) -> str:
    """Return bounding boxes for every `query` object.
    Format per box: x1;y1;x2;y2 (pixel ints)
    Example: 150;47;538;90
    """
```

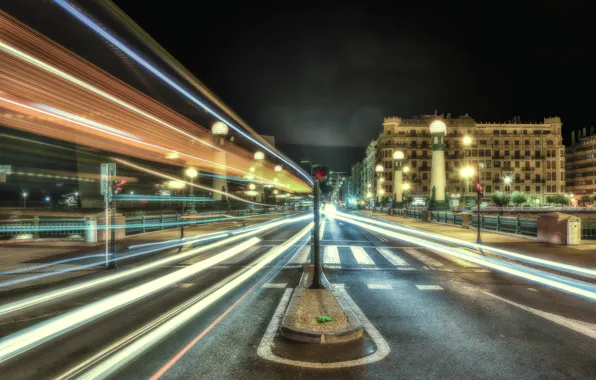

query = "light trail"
0;95;274;188
113;158;269;206
0;238;260;363
338;212;596;279
52;0;313;186
74;222;313;380
336;214;596;301
0;214;312;316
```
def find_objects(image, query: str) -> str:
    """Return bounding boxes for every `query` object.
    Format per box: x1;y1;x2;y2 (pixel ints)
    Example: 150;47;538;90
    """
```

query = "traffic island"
280;265;363;344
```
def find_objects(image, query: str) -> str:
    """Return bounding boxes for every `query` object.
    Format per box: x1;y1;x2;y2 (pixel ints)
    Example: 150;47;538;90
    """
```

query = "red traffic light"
313;166;330;180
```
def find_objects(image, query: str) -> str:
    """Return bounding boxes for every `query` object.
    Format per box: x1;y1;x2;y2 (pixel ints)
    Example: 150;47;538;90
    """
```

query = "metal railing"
582;220;596;240
392;208;423;219
430;211;463;226
125;211;227;235
471;215;537;236
0;217;87;239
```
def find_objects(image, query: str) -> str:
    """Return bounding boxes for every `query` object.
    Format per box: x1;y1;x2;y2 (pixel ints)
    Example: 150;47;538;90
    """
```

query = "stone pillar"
394;168;403;203
376;175;383;204
430;134;446;202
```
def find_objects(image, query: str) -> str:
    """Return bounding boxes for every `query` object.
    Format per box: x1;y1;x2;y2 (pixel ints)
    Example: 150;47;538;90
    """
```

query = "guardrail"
392;209;423;219
125;211;227;235
471;215;537;236
582;220;596;240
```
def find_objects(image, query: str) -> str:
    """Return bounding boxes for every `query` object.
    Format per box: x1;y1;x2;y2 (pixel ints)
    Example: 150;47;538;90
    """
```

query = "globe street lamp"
393;150;405;206
460;165;474;207
22;192;28;209
253;151;265;202
503;176;512;194
375;163;384;204
429;119;448;209
211;121;229;202
185;167;198;212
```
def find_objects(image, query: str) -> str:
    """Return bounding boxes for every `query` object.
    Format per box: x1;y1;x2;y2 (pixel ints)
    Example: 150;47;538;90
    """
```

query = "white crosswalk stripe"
376;248;409;266
350;246;375;265
324;246;341;265
403;248;443;267
290;246;311;264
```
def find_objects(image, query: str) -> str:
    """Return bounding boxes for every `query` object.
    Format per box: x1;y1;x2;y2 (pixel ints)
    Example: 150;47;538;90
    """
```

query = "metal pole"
310;178;324;289
476;189;482;244
109;197;117;268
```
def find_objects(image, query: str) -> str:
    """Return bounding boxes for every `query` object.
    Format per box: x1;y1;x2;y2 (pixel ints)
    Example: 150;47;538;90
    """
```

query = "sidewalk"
359;211;596;269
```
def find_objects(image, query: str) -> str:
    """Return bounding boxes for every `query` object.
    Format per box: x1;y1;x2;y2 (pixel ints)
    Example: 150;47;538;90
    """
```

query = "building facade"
566;127;596;197
362;137;379;204
370;114;565;203
351;162;362;201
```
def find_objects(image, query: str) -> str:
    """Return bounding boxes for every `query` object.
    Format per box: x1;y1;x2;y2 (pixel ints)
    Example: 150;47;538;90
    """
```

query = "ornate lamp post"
393;150;405;206
460;165;474;209
375;163;384;205
462;134;472;201
253;151;265;202
429;119;448;209
185;167;198;212
402;182;411;211
211;121;229;202
504;176;512;194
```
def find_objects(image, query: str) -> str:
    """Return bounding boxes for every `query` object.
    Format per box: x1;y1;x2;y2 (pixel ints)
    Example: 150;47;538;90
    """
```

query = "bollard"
85;218;98;243
33;216;40;239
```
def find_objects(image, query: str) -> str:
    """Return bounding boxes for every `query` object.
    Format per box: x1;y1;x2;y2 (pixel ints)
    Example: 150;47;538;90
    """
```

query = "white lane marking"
483;291;596;340
473;269;491;273
416;285;444;290
403;248;443;267
332;283;345;288
367;284;393;290
290;246;311;264
326;264;342;269
257;288;390;368
324;246;341;265
220;246;261;264
350;247;375;265
261;283;288;289
428;248;480;268
398;267;417;271
173;283;194;288
528;288;539;292
376;248;409;266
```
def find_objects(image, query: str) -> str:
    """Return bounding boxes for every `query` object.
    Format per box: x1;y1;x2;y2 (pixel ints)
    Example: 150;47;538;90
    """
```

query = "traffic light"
312;165;330;180
475;182;484;197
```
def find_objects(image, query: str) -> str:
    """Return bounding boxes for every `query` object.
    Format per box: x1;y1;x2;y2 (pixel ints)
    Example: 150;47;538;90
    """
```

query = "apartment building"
371;114;565;202
566;127;596;196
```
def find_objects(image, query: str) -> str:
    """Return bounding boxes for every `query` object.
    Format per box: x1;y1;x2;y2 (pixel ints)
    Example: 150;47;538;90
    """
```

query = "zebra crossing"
286;244;490;272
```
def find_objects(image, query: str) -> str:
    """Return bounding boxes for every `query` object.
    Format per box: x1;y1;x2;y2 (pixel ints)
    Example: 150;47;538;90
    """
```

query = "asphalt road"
1;214;595;379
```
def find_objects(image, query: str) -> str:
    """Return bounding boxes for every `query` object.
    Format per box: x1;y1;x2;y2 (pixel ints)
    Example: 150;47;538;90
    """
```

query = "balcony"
532;180;545;184
522;167;533;171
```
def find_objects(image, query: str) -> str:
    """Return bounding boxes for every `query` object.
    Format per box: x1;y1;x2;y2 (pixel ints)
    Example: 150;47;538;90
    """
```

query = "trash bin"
567;216;581;245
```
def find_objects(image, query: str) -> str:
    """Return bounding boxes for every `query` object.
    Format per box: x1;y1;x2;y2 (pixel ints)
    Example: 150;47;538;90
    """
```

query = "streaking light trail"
0;238;260;363
0;214;312;316
336;214;596;301
338;212;596;279
52;0;313;186
74;222;313;379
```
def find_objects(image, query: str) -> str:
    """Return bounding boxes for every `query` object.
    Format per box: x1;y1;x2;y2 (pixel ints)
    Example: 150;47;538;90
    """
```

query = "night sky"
113;0;595;171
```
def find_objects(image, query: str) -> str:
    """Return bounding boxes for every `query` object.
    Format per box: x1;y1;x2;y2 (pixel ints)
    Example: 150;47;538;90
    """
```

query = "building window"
515;186;521;191
494;161;501;168
536;161;540;168
495;185;500;191
561;185;565;192
524;140;530;145
525;173;531;180
422;173;428;180
515;161;520;168
423;186;428;192
525;186;530;192
536;186;540;192
486;185;492;193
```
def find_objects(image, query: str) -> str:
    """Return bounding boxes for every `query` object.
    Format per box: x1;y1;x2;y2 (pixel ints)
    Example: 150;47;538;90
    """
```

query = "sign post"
101;163;117;268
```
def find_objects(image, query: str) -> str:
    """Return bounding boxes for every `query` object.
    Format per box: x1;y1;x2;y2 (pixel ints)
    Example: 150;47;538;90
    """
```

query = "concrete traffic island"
280;265;363;344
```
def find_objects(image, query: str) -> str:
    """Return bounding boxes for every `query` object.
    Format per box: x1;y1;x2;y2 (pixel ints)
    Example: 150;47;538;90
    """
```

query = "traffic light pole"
310;178;325;289
109;196;117;268
476;186;482;245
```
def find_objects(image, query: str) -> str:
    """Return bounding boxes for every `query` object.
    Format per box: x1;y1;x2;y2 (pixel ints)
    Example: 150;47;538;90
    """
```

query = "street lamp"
375;163;384;204
254;151;265;161
185;167;198;212
503;176;512;194
274;165;282;172
22;192;28;209
393;150;405;205
461;166;474;207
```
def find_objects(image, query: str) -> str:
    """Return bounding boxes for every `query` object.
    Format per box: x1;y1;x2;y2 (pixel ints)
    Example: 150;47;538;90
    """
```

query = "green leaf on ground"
316;315;334;323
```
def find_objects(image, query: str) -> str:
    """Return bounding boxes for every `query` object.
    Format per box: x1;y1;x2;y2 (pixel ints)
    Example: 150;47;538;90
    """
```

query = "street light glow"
460;166;474;178
463;135;472;146
274;165;282;172
504;176;512;185
403;166;410;173
375;164;384;173
402;183;411;191
254;151;265;160
429;119;447;135
393;150;405;160
185;167;198;179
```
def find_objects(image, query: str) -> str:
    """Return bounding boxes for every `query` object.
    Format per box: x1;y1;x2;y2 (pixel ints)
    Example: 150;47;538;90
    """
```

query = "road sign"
100;163;116;197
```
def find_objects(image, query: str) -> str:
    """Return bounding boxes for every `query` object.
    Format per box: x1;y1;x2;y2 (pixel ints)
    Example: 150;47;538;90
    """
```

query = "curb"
280;265;363;344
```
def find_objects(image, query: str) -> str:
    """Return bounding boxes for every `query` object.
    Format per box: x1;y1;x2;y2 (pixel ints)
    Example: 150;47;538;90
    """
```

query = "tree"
510;191;527;206
546;194;570;205
491;191;510;207
580;194;592;207
527;195;540;206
